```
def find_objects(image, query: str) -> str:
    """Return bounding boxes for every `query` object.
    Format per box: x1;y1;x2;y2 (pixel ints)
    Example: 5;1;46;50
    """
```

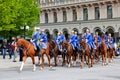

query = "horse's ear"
15;38;19;42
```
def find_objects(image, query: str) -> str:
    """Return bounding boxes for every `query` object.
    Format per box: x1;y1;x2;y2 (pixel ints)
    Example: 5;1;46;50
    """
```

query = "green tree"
0;0;40;39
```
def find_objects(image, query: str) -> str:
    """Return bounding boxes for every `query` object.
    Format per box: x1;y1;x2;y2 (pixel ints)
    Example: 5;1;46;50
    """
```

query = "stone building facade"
39;0;120;41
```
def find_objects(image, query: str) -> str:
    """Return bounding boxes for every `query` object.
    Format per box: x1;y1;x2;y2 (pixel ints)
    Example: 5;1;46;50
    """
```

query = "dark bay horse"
80;38;94;68
100;33;108;66
16;38;41;71
48;39;57;66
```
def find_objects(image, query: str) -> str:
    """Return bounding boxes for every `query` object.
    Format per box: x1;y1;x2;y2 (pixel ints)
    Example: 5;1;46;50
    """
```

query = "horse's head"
80;38;89;52
80;38;86;47
101;32;105;39
16;38;29;48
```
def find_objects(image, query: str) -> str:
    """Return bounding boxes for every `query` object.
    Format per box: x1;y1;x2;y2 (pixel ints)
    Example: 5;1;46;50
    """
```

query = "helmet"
41;29;45;32
86;29;89;32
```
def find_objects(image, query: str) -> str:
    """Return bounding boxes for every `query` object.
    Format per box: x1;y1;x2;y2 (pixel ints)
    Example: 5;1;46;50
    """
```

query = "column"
79;7;83;20
66;8;73;21
76;7;81;20
48;10;54;23
112;3;118;18
57;9;63;22
40;12;45;23
88;6;94;20
100;4;107;19
118;2;120;17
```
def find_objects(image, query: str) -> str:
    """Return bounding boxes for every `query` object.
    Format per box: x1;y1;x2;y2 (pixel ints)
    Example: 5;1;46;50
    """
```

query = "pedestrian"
1;39;7;59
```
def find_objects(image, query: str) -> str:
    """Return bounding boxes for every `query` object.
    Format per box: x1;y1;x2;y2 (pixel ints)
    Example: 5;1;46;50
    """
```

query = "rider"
84;29;96;51
74;31;81;50
108;33;115;49
56;32;62;51
69;30;75;50
31;28;40;52
94;32;101;48
104;32;109;49
60;32;66;42
40;29;48;49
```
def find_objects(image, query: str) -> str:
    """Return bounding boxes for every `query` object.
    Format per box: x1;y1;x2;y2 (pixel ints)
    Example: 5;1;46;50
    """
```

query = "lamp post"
21;26;29;39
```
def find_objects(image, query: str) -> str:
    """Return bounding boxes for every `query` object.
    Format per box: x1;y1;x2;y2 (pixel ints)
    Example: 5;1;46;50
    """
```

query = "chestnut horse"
94;37;100;62
60;41;78;67
40;41;52;70
80;38;94;68
100;33;108;66
16;38;40;72
107;43;115;63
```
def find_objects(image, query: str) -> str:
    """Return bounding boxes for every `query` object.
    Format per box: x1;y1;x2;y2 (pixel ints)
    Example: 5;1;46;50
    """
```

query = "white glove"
86;39;88;43
30;39;33;43
40;39;43;41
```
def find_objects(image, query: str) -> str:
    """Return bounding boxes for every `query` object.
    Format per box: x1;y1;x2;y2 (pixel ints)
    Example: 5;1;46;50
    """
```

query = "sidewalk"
0;55;34;69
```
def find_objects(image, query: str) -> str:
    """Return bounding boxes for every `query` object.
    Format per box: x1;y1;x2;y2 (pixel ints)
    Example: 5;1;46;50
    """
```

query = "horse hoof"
18;70;22;73
68;64;71;68
32;69;36;72
40;67;43;70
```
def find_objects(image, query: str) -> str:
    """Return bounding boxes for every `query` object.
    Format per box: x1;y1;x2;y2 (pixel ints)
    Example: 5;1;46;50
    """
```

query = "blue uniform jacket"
32;31;39;42
40;33;47;43
74;35;79;43
94;35;101;43
70;34;75;43
84;33;93;43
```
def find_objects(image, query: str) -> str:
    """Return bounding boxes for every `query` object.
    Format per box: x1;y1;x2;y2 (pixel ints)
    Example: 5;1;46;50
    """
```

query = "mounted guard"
31;28;40;52
84;29;96;51
74;31;81;51
94;32;101;48
107;33;115;50
69;30;76;50
40;29;48;49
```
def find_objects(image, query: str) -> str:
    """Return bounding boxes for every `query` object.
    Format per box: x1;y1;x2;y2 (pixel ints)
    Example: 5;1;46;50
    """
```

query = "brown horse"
100;33;108;66
60;41;78;67
94;36;100;62
107;43;115;63
16;38;40;72
80;38;94;68
40;41;52;70
48;39;57;66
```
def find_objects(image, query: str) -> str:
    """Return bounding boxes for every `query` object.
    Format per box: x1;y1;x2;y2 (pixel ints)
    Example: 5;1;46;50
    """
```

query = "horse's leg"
41;53;44;70
20;56;27;71
81;53;84;69
54;53;57;66
88;55;91;68
68;55;71;68
46;52;52;69
31;56;36;71
62;53;66;66
102;53;105;66
38;55;41;65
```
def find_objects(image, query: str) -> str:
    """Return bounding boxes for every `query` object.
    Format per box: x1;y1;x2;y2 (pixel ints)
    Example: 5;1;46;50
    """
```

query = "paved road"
0;55;120;80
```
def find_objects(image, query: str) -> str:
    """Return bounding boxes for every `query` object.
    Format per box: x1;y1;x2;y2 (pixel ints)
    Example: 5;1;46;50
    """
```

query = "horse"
107;42;115;63
15;38;41;72
80;38;94;68
60;40;78;67
48;39;58;66
100;33;108;66
94;36;100;62
40;41;53;70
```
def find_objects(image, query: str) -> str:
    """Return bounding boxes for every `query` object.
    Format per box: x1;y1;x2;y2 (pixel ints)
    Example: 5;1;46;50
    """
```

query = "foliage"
0;0;40;38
